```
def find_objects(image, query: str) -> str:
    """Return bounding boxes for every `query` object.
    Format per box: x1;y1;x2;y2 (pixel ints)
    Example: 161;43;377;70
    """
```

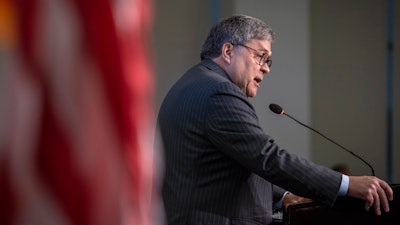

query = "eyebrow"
257;48;271;56
261;50;272;57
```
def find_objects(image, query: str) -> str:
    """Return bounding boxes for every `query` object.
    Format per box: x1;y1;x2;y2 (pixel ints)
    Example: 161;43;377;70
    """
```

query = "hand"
347;176;393;215
282;193;313;209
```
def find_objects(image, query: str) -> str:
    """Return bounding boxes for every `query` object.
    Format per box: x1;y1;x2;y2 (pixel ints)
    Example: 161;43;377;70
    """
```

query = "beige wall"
393;0;400;184
153;1;217;110
311;0;399;182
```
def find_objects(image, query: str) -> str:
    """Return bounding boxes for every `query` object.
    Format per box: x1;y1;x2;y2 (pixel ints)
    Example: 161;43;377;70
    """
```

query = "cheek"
229;65;246;86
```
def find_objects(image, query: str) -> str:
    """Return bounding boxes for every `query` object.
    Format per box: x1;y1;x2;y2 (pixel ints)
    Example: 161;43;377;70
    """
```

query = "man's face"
226;39;272;97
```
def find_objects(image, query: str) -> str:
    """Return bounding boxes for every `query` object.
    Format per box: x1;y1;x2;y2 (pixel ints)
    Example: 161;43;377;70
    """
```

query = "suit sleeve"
273;185;287;203
205;82;342;206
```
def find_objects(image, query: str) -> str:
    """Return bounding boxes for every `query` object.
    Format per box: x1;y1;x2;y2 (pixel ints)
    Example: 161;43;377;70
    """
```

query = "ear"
221;43;234;64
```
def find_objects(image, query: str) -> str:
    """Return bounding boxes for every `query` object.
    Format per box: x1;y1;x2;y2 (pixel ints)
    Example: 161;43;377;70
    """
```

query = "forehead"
246;39;272;56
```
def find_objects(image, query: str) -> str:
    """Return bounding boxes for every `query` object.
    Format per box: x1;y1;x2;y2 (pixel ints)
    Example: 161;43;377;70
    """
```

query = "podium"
284;184;400;225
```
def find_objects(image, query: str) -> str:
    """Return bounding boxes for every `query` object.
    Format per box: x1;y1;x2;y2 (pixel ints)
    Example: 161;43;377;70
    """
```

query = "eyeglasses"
232;43;272;67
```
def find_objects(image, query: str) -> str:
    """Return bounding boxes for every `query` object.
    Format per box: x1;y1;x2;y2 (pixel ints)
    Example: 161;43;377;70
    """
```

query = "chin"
246;92;257;98
245;85;258;97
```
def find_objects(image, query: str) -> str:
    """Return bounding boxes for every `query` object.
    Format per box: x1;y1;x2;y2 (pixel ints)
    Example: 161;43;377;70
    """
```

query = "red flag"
0;0;158;224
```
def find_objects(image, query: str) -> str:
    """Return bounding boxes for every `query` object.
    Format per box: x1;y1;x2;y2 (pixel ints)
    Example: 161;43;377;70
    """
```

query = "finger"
380;181;394;201
365;201;372;212
377;184;391;212
364;193;373;212
372;187;381;215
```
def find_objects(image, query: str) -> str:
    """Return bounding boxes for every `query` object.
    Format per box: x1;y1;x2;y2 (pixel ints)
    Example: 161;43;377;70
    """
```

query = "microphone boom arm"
284;113;376;176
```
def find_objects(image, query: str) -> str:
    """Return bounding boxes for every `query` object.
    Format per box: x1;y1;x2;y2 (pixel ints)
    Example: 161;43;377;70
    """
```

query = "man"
157;15;393;225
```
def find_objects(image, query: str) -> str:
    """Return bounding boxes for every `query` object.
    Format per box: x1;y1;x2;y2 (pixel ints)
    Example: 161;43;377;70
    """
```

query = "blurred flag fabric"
0;0;158;225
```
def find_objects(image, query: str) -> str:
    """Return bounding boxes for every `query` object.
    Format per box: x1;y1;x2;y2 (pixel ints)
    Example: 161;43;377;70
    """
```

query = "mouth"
254;77;262;87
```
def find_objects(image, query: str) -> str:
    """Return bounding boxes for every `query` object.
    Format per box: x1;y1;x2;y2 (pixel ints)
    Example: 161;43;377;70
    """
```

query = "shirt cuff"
273;191;290;210
338;174;349;196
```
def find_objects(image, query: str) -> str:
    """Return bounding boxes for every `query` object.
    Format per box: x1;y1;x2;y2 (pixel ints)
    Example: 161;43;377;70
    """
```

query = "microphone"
268;103;375;176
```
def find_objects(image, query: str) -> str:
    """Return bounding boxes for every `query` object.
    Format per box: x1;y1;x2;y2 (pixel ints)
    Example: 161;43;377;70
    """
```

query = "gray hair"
200;15;275;60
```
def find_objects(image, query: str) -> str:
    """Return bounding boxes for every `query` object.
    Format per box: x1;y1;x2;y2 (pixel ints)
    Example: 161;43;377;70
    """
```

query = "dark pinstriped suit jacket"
157;59;342;225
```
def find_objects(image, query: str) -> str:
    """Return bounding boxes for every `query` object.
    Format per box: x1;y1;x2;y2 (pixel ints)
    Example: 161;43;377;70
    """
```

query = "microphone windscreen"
269;104;284;115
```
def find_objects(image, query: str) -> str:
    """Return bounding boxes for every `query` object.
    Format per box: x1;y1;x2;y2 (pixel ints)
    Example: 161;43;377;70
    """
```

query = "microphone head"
269;103;284;115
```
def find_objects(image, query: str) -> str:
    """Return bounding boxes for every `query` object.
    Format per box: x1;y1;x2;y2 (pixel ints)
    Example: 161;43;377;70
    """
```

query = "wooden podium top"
284;184;400;225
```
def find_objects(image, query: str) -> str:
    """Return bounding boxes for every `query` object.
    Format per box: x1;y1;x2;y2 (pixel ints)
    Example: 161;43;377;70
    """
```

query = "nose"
260;63;270;74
